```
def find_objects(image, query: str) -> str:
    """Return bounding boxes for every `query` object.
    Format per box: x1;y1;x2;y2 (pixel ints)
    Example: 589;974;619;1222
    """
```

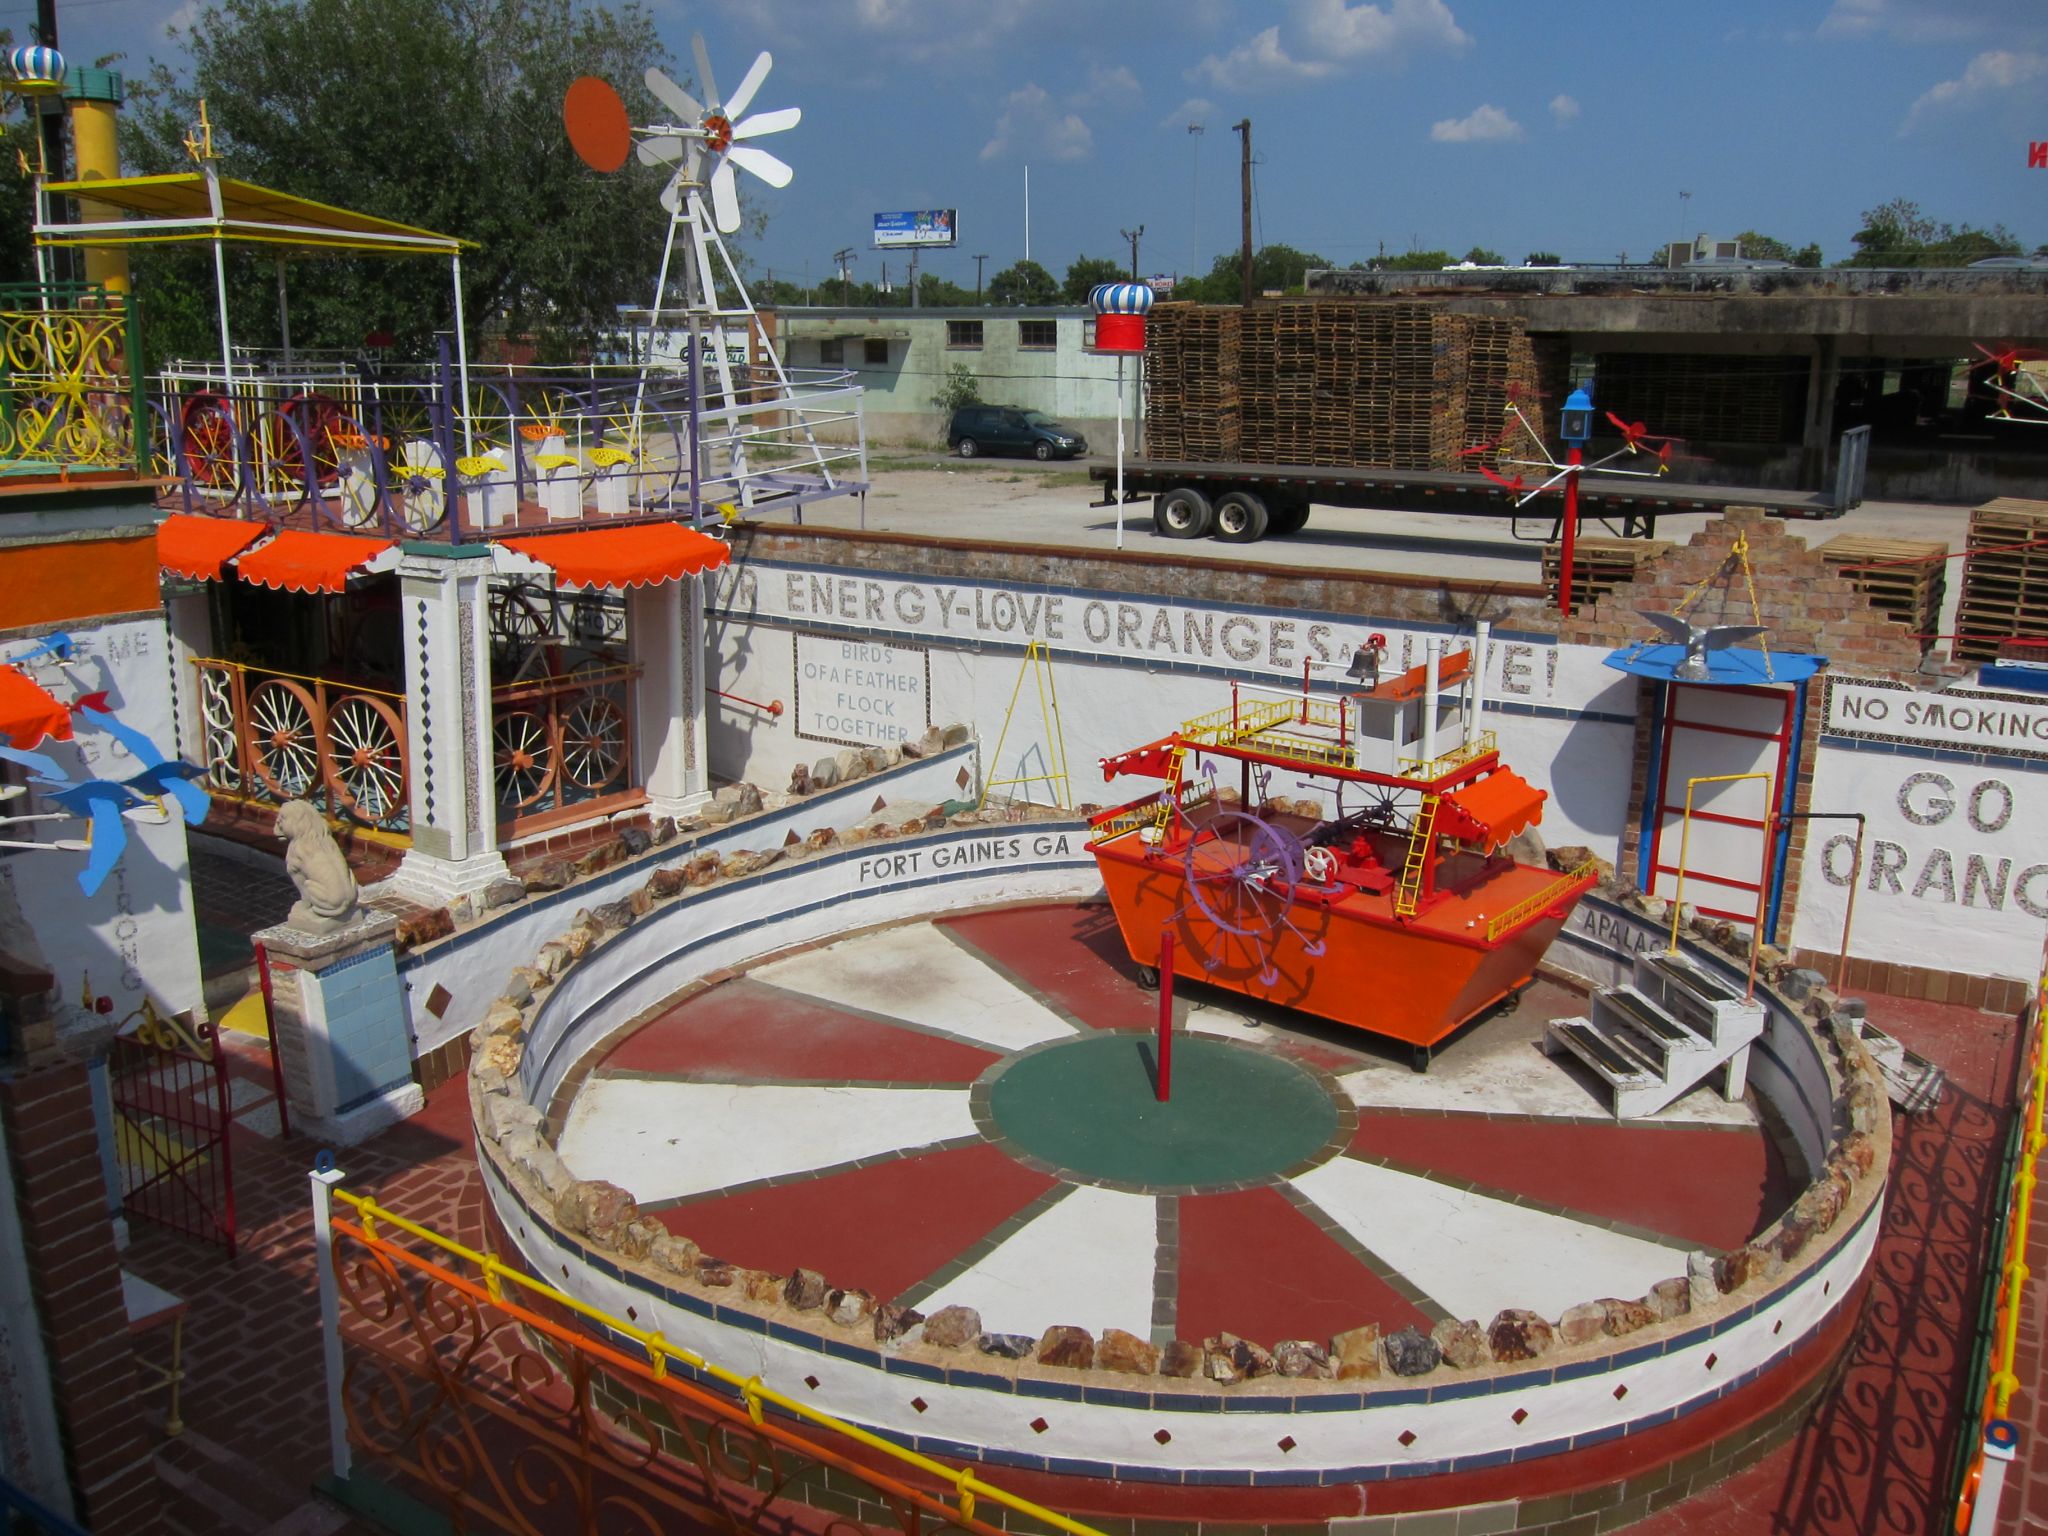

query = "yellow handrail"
191;654;405;703
1397;731;1498;780
1486;859;1598;942
330;1187;1110;1536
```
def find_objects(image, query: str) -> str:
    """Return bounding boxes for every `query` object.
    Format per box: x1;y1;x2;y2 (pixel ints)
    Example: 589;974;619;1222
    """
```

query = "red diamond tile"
803;1375;820;1390
1154;1429;1172;1445
1705;1352;1719;1370
1397;1429;1417;1447
1277;1436;1297;1453
1773;1319;1784;1335
1030;1417;1049;1435
911;1397;928;1413
1511;1407;1529;1425
1613;1383;1629;1400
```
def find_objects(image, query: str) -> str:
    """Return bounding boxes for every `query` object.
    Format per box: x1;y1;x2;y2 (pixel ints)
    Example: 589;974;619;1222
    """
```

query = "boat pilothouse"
1088;622;1597;1068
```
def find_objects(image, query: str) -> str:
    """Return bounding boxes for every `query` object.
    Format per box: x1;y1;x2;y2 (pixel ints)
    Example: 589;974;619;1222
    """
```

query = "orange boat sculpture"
1088;624;1597;1068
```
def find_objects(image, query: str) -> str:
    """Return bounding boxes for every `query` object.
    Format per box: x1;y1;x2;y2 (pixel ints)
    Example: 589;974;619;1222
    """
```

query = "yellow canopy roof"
35;172;475;258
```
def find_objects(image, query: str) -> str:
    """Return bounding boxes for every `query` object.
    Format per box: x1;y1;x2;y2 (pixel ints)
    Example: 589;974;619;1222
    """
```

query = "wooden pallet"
1815;534;1948;646
1955;499;2048;661
1542;537;1674;608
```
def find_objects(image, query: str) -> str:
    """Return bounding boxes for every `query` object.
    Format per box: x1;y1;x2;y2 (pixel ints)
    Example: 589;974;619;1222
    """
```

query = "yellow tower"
63;67;127;295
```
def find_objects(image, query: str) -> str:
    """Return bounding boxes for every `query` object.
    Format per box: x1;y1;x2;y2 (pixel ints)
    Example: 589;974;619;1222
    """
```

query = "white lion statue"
276;799;360;934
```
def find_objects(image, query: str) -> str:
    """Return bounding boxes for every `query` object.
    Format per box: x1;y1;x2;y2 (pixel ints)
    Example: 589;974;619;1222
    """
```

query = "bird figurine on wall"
79;701;211;826
0;744;149;895
1636;609;1767;683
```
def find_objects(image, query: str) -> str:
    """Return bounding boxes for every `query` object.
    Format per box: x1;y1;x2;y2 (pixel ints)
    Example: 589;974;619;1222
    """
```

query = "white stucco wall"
0;616;207;1029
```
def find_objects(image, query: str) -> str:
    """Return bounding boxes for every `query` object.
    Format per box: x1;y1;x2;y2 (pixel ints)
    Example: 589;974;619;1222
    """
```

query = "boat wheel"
1410;1044;1432;1075
1181;810;1313;986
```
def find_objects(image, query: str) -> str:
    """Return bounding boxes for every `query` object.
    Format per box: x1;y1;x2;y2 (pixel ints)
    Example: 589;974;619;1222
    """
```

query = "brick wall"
0;1053;163;1533
1558;507;1925;943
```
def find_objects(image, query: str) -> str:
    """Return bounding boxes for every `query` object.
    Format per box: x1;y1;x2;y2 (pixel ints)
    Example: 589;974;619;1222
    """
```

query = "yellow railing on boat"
1398;731;1498;780
1180;696;1297;747
1485;858;1598;942
1243;726;1356;772
1090;799;1164;844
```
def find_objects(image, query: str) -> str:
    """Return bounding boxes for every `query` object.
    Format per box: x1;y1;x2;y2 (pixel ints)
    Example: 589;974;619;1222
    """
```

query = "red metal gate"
110;1004;237;1257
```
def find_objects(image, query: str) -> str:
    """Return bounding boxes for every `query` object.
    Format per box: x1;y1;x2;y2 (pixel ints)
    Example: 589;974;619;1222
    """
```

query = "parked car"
947;406;1087;461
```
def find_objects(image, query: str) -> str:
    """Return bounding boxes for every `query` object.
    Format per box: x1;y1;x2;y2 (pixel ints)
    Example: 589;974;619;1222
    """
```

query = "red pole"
255;939;291;1139
1558;445;1583;617
1156;931;1175;1103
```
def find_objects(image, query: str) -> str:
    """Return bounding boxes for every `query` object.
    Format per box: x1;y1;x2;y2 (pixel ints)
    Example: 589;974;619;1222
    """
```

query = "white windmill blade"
710;162;743;232
644;66;700;124
728;144;793;188
725;50;772;119
734;105;799;140
660;177;684;215
637;135;685;166
692;33;721;111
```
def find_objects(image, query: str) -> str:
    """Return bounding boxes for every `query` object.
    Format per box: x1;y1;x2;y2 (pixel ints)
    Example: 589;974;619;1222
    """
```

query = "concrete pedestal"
255;912;419;1144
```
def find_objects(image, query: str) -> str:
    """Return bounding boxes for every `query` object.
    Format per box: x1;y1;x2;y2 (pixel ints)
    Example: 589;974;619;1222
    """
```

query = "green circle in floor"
982;1032;1341;1192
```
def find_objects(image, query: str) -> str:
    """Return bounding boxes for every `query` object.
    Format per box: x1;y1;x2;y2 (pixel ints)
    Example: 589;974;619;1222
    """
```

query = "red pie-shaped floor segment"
940;904;1154;1031
654;1141;1058;1305
1348;1111;1794;1252
598;976;1001;1084
1175;1185;1434;1346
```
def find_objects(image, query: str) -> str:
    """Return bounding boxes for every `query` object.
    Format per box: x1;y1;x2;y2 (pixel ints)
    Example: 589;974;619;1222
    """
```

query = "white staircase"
1543;952;1765;1119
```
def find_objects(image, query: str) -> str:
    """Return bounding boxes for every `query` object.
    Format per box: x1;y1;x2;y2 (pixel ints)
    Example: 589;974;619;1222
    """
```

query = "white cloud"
1904;49;2048;131
980;83;1094;164
1549;93;1580;123
1430;104;1523;143
1162;96;1217;131
1079;63;1143;109
1194;0;1470;88
1820;0;2018;43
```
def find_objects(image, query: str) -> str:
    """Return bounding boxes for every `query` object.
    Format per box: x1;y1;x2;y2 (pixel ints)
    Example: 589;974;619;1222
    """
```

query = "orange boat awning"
234;530;395;594
158;514;268;581
498;524;731;590
1437;767;1547;852
0;665;72;749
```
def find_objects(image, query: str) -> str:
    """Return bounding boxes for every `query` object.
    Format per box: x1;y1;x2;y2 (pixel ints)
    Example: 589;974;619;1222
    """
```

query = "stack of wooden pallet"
1588;353;1802;445
1955;498;2048;661
1543;537;1674;609
1814;533;1948;649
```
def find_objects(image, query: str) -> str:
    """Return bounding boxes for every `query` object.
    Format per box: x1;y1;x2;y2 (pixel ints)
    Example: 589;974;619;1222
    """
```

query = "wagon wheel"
463;380;513;456
262;392;344;505
490;582;555;665
520;386;583;444
180;393;241;492
372;393;433;456
245;678;322;799
394;440;447;534
327;412;386;530
493;707;554;809
324;693;407;824
560;693;627;792
1180;811;1312;986
198;668;243;792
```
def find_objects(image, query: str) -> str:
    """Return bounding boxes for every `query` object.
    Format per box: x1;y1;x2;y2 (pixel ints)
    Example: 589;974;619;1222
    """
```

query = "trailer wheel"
1214;490;1269;543
1154;486;1214;539
1270;500;1311;536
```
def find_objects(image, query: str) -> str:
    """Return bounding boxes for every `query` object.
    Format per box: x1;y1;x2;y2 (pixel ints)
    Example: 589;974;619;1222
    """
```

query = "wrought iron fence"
0;280;144;476
110;1002;235;1256
153;343;867;539
311;1177;1106;1536
191;658;410;837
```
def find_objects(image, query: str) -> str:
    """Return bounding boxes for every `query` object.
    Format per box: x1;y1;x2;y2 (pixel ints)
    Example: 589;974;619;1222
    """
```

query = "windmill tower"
565;36;826;508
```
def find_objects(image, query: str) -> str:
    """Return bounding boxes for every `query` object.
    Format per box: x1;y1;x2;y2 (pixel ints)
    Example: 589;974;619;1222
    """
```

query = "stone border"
460;821;1890;1498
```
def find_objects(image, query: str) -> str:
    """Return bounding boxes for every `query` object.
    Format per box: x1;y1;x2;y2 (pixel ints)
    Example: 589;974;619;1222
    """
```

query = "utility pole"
1121;225;1144;281
832;247;856;305
1233;119;1253;308
1187;122;1204;282
972;253;988;304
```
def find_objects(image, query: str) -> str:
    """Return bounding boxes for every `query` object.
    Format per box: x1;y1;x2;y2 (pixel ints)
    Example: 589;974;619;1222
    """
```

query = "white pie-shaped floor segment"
1289;1157;1686;1322
1336;1048;1755;1126
913;1184;1159;1340
556;1079;976;1204
751;924;1079;1053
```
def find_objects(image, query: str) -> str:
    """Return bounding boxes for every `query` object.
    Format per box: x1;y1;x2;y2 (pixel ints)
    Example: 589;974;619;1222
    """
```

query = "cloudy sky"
32;0;2048;289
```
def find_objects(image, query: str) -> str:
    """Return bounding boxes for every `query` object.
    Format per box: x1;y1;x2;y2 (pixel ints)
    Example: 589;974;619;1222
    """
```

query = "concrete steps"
1543;952;1766;1119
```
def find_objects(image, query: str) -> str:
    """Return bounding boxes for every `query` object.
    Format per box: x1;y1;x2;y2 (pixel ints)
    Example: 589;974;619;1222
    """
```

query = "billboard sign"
874;209;957;249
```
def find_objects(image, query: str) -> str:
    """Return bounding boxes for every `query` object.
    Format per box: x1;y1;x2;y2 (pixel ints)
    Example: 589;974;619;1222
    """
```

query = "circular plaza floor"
551;902;1798;1346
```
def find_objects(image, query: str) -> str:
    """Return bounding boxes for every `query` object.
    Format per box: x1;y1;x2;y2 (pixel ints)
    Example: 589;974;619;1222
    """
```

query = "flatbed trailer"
1087;435;1867;544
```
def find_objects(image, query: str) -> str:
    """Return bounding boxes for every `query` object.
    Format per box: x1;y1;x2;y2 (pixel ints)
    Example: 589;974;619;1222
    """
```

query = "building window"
1018;320;1057;350
947;320;984;349
819;338;844;365
1083;319;1097;349
864;337;890;366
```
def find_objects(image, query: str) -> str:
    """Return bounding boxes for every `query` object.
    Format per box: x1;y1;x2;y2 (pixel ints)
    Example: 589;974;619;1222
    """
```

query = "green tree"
1177;243;1331;302
1462;246;1505;265
929;360;980;415
125;0;676;364
915;272;975;307
987;258;1056;306
1524;251;1562;266
1381;249;1452;272
1734;231;1822;266
1842;198;2020;268
1061;255;1126;304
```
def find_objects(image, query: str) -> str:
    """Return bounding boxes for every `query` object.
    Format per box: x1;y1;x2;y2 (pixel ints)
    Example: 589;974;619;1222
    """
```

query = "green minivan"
947;405;1087;461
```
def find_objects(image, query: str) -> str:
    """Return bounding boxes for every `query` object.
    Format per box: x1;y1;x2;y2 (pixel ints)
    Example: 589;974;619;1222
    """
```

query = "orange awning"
234;530;394;594
1437;767;1547;852
0;665;72;750
158;514;268;581
498;524;731;590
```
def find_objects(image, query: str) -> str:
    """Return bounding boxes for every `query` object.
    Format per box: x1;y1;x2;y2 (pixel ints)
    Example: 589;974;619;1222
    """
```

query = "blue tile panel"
312;942;411;1111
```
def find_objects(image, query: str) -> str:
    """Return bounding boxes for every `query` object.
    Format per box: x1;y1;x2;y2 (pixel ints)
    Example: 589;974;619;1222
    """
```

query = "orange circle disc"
564;76;631;174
